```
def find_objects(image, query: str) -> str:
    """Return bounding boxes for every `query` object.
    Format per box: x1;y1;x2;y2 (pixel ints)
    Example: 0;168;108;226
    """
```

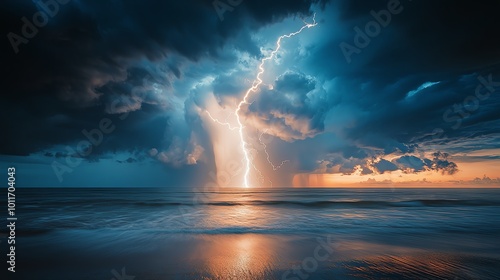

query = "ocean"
3;188;500;279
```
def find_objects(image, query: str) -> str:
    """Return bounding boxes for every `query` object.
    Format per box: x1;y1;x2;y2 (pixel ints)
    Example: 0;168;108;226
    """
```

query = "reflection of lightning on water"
207;14;317;188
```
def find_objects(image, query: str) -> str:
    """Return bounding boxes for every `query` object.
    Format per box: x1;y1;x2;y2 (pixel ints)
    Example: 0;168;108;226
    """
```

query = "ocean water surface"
3;188;500;279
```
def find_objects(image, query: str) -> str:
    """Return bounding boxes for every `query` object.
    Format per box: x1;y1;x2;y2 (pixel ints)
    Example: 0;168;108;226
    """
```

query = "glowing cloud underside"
208;14;318;188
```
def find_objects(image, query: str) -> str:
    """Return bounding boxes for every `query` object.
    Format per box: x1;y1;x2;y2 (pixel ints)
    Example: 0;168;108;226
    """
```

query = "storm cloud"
1;0;499;187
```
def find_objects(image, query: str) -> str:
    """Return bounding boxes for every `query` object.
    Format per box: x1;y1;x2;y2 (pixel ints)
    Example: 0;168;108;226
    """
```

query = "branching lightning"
207;14;317;188
206;111;238;130
236;14;317;188
259;130;289;171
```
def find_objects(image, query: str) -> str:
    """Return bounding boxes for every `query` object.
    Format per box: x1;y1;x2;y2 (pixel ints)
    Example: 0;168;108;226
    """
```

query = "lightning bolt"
259;130;289;171
205;110;238;130
236;13;317;188
205;14;317;188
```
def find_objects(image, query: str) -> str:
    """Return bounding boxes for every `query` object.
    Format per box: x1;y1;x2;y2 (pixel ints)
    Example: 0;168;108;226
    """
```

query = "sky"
1;0;499;188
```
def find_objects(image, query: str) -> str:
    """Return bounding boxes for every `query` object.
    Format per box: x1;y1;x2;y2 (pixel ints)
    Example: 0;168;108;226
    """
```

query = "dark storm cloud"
295;0;500;174
323;0;500;79
426;152;459;175
2;0;499;186
372;159;398;174
247;71;334;140
393;155;425;172
392;153;458;175
0;0;324;156
317;152;459;176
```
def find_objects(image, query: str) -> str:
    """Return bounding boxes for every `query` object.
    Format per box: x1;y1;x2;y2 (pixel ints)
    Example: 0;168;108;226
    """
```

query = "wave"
14;198;500;210
132;199;500;208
